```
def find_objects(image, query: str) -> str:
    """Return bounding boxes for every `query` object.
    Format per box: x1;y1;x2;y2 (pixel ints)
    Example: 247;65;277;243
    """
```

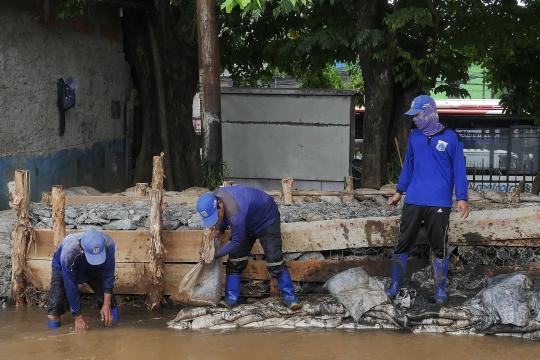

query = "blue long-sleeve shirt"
396;126;468;208
213;186;279;258
51;232;116;316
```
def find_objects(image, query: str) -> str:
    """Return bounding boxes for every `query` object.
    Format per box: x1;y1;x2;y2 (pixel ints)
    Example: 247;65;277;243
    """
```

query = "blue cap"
81;229;106;265
405;95;435;116
196;193;219;228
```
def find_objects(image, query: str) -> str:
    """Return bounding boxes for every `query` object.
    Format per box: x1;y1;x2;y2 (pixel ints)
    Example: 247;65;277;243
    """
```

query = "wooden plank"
30;205;540;265
266;189;395;197
27;259;154;294
242;259;428;282
28;258;430;295
28;260;216;295
448;206;540;244
453;264;540;277
31;229;257;263
58;195;198;206
31;230;151;262
280;216;402;250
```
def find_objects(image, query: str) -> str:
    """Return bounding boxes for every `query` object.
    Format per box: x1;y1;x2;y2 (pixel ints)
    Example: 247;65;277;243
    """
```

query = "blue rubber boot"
386;253;408;299
277;269;302;310
219;274;241;309
47;317;61;329
433;257;450;303
111;307;119;322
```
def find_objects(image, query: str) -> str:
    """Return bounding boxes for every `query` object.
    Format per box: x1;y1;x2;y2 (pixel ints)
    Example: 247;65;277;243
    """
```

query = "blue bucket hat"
196;193;219;228
405;95;435;116
81;229;106;265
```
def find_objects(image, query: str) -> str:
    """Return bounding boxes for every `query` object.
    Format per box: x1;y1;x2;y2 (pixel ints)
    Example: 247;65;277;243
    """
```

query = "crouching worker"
386;95;470;304
47;229;119;330
196;186;301;310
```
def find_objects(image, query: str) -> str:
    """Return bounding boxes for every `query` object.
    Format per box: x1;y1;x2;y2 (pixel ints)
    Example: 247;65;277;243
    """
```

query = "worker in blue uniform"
47;229;118;330
196;186;301;310
386;95;470;303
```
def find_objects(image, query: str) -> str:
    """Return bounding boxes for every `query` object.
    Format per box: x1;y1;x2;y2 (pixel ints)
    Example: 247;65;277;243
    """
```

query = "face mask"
413;105;444;136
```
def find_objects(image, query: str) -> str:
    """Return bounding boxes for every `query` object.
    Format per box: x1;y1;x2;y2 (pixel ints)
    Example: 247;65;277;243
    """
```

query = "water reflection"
1;306;539;360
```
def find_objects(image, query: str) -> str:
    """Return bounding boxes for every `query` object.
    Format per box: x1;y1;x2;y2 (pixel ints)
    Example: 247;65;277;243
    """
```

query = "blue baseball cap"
81;229;106;265
405;95;435;116
196;193;219;228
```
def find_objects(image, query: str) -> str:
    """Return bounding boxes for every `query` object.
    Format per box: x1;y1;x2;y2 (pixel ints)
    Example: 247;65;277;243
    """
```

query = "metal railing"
467;159;537;193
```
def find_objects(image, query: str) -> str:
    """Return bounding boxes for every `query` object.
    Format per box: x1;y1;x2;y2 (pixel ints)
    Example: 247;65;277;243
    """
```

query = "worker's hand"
387;193;402;211
458;200;470;219
100;305;113;327
211;231;222;241
74;315;89;331
100;293;113;327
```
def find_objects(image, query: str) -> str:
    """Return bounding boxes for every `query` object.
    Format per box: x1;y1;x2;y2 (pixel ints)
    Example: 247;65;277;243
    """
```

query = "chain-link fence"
456;246;540;267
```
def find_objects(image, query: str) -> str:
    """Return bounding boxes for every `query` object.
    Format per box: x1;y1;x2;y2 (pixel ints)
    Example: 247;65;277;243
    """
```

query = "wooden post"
281;177;294;204
9;170;36;306
151;152;165;191
135;183;148;197
345;176;354;202
222;180;233;187
511;188;521;203
40;192;51;204
147;154;166;310
269;278;281;297
51;185;66;249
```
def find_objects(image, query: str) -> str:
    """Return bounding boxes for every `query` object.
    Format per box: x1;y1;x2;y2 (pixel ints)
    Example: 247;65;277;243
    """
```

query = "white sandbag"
170;238;222;306
323;267;387;321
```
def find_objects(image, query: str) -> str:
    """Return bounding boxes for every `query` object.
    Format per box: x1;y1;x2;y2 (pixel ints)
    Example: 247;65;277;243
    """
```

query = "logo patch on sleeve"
436;140;448;151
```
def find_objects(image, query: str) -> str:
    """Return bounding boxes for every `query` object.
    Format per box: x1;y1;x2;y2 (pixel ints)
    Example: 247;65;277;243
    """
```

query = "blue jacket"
396;126;468;208
213;186;279;258
52;233;115;316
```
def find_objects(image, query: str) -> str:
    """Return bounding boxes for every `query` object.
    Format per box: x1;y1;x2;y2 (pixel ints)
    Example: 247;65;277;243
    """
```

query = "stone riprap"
27;188;511;234
0;210;14;299
28;197;405;232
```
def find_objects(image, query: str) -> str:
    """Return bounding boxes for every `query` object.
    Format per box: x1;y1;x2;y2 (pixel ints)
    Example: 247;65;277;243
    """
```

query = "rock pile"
28;195;404;232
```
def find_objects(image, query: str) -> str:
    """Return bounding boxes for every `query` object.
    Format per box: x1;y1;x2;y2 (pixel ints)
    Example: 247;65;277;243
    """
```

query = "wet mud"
2;305;540;360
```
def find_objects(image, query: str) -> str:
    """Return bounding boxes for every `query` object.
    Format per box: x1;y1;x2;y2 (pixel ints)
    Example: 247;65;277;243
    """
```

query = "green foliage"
201;159;230;191
296;63;345;89
58;0;93;18
220;1;358;87
296;62;364;106
478;0;540;121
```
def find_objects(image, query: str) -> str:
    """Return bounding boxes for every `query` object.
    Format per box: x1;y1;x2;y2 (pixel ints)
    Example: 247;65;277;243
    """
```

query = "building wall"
221;88;355;190
0;1;132;209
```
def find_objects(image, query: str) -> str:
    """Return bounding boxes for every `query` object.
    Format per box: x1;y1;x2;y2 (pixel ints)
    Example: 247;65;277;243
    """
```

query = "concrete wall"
0;1;132;209
221;88;356;190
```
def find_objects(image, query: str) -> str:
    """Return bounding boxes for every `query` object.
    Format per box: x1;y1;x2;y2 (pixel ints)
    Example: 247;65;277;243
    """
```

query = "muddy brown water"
1;306;539;360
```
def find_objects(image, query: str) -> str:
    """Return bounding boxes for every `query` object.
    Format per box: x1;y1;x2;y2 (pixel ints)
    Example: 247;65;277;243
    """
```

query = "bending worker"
196;186;301;310
386;95;470;304
47;228;119;330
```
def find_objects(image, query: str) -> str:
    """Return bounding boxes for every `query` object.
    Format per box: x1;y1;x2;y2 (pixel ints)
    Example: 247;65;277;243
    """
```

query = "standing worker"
47;229;119;330
196;186;301;310
386;95;470;303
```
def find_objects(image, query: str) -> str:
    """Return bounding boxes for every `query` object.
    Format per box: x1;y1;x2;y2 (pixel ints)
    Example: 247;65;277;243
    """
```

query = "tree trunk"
388;85;420;182
354;0;394;189
123;0;202;190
